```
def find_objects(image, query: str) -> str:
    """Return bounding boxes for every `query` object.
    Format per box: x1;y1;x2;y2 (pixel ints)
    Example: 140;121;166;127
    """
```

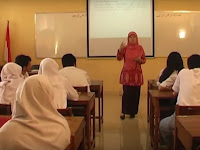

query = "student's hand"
119;42;125;52
173;91;178;97
134;57;142;64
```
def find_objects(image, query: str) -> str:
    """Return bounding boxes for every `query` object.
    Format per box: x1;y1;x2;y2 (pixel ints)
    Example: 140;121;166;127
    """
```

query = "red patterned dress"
117;41;146;86
117;31;146;117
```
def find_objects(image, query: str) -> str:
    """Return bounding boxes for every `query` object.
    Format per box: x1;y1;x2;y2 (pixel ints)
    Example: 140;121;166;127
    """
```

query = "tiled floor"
93;93;153;150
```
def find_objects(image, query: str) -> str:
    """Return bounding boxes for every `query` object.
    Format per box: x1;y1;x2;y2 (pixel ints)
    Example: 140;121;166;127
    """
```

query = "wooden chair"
30;64;40;70
28;64;40;76
0;104;11;115
175;105;200;116
57;107;73;116
73;86;88;92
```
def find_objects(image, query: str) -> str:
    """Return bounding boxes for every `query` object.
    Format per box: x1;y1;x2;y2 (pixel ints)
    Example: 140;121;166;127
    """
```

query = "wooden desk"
175;115;200;150
90;80;103;132
68;92;95;150
149;90;176;150
147;79;158;122
0;115;85;150
65;117;85;150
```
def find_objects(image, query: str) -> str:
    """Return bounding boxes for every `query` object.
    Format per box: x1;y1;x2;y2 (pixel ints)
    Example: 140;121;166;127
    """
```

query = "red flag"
4;21;11;62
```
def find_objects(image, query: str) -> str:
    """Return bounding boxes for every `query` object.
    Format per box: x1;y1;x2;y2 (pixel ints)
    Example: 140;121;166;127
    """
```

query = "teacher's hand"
119;42;125;52
134;57;142;64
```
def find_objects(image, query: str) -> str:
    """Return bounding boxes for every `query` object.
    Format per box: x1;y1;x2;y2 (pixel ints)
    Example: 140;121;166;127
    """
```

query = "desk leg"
98;97;101;132
80;126;86;150
93;99;96;147
101;86;104;124
174;125;179;150
150;95;154;147
86;105;91;150
78;120;86;150
154;98;160;150
147;91;150;122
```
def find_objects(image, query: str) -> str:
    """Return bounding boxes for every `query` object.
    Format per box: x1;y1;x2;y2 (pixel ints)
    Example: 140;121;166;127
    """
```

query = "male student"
59;53;91;92
15;54;31;79
159;54;200;149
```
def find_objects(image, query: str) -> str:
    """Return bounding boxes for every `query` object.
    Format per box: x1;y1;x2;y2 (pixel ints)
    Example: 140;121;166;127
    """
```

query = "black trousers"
122;85;141;115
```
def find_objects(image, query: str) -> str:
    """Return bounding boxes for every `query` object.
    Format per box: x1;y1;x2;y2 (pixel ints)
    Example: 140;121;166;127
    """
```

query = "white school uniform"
59;66;91;92
0;75;70;150
38;58;78;109
22;72;29;79
173;68;200;106
0;63;24;106
157;69;178;88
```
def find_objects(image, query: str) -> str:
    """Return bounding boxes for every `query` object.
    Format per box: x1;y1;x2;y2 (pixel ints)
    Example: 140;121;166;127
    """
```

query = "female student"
38;58;79;109
157;52;184;90
0;75;71;150
157;52;184;118
117;31;146;119
0;63;24;108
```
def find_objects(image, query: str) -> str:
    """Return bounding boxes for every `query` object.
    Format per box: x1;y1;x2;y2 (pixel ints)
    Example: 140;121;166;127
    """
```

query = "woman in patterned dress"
117;31;146;119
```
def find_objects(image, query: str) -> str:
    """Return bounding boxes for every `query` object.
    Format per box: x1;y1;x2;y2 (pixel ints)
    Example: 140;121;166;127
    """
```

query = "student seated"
157;52;184;91
157;52;184;118
0;63;24;108
0;75;71;150
38;58;78;109
15;54;32;79
159;54;200;150
59;53;91;92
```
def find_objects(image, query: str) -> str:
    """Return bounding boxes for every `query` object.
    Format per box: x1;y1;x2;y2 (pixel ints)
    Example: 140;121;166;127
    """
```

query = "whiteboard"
155;11;200;57
35;13;87;58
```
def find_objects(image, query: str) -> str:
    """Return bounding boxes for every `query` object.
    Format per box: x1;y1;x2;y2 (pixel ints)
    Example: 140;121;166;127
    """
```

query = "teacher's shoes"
120;114;125;120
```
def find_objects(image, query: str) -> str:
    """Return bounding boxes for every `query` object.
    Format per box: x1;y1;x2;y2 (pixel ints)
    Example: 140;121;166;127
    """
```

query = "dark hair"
61;53;76;67
187;54;200;69
15;54;31;69
159;52;184;83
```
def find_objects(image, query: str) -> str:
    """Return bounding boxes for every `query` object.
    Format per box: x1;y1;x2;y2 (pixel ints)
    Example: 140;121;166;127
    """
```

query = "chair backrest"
28;65;40;76
0;115;11;127
73;86;88;92
175;105;200;116
30;64;40;70
57;107;73;116
0;104;11;115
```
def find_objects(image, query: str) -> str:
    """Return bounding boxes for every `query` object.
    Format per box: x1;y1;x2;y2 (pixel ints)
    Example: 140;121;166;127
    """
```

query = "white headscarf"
0;75;70;150
38;58;78;109
0;62;23;106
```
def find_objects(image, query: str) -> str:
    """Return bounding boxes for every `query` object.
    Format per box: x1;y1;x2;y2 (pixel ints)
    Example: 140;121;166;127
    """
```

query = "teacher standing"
117;31;146;119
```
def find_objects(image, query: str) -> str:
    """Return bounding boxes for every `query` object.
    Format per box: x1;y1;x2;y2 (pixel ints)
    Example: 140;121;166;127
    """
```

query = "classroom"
0;0;200;150
1;0;200;94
